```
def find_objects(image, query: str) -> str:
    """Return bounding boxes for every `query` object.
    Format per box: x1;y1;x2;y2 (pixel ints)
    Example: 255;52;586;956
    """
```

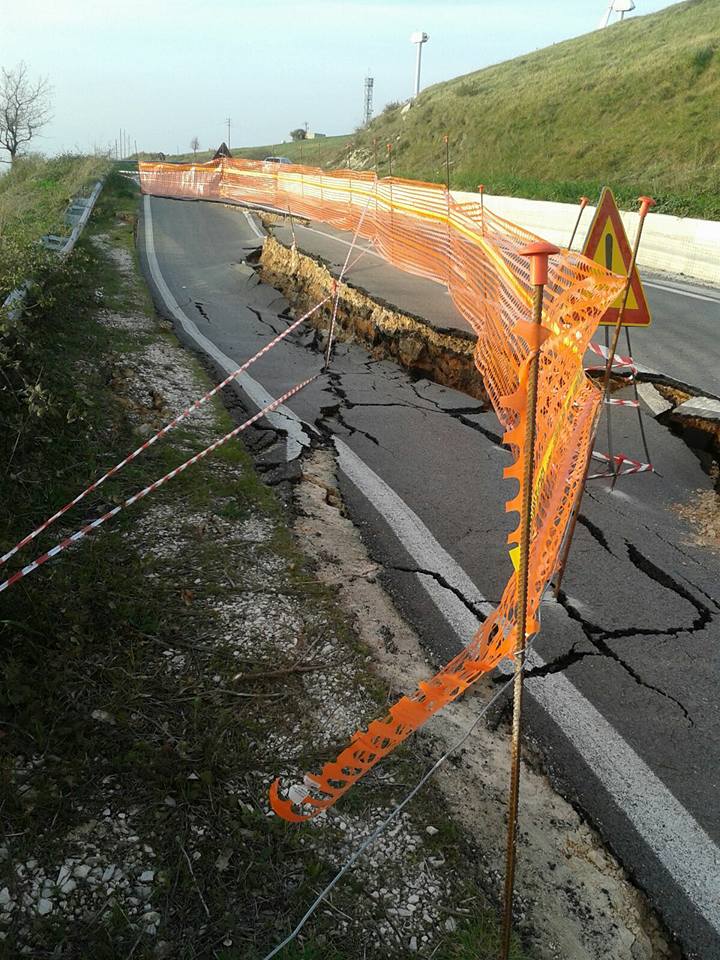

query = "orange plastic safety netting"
139;158;625;820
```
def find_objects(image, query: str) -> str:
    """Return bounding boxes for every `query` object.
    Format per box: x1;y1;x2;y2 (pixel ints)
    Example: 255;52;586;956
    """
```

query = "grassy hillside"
158;1;718;218
165;134;348;168
338;0;719;218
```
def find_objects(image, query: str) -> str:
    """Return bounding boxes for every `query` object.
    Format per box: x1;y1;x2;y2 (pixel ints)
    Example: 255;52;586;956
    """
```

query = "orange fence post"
386;142;393;178
568;195;590;249
443;133;450;190
477;183;485;236
500;240;559;960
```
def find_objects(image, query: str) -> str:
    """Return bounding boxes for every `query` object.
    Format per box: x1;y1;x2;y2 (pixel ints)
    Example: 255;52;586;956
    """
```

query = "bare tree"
190;136;200;157
0;62;52;163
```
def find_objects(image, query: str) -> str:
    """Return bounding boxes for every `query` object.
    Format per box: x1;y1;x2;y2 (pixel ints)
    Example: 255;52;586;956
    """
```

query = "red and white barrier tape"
586;342;638;376
0;298;330;569
604;397;640;408
0;376;317;595
588;450;653;479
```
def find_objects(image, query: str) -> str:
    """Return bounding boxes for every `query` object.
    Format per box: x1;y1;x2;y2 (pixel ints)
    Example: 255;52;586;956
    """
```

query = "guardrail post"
500;240;559;960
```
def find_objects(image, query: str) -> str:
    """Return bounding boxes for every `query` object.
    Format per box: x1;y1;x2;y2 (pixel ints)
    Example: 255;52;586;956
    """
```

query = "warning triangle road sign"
581;187;652;328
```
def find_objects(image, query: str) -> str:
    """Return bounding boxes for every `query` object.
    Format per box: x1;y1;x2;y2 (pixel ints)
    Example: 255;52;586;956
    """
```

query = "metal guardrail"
2;178;105;322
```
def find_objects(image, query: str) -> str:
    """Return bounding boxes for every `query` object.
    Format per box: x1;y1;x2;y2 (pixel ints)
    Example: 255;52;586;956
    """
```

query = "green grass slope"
165;134;349;168
339;0;719;218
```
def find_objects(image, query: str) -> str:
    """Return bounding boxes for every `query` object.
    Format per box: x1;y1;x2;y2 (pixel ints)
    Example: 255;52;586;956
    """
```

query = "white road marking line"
296;224;385;262
243;210;266;241
143;195;310;461
335;437;720;936
645;281;720;304
146;194;720;938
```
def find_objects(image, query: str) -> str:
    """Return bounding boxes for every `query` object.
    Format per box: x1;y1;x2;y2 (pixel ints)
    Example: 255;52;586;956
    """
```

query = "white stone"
408;936;418;952
139;870;155;883
425;825;439;836
637;383;672;417
675;395;720;421
91;709;116;725
0;889;10;906
37;898;53;916
163;797;176;807
73;864;91;880
445;917;457;932
102;866;116;883
61;880;77;895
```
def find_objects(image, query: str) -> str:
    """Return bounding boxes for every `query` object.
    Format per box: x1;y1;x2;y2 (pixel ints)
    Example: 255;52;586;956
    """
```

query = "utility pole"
363;75;374;126
410;31;429;99
226;117;231;148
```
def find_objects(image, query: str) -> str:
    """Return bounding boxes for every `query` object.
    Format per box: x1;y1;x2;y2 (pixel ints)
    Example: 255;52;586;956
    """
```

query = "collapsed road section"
137;191;720;960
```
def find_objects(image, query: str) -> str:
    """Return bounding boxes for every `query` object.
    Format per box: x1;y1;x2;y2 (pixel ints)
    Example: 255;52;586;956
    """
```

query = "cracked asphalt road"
138;195;720;960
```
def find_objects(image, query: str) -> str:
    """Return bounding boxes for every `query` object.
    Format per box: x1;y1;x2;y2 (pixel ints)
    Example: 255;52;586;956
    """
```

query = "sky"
0;0;680;159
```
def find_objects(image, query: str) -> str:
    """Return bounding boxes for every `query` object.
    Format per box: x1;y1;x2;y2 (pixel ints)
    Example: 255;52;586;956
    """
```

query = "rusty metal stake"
568;195;590;249
553;195;655;596
500;240;559;960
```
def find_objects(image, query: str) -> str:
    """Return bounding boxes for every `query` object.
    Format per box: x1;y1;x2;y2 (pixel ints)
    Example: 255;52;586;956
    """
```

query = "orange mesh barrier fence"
139;158;625;820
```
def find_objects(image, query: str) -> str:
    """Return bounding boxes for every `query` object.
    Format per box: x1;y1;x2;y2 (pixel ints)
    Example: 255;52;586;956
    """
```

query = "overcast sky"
1;0;679;159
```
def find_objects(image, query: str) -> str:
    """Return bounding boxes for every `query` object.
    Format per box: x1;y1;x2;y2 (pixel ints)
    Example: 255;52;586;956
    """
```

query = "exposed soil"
259;235;489;403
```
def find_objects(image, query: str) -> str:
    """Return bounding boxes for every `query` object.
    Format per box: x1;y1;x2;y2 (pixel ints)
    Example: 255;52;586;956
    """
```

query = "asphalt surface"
138;195;720;960
269;218;720;399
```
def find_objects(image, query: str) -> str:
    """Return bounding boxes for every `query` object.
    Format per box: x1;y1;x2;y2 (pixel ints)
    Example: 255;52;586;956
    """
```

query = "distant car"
263;156;293;165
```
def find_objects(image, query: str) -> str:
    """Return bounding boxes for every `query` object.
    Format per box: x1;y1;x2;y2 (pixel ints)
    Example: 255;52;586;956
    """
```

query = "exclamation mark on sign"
605;233;614;271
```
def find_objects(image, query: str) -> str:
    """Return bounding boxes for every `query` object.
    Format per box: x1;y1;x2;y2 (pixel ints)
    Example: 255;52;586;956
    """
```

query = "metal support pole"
553;195;655;595
602;197;655;485
443;134;450;190
477;184;485;236
500;240;559;960
604;326;615;480
414;42;423;98
625;326;652;466
568;196;590;249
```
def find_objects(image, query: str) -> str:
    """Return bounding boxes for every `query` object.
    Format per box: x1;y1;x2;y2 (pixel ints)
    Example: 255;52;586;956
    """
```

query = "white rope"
260;672;515;959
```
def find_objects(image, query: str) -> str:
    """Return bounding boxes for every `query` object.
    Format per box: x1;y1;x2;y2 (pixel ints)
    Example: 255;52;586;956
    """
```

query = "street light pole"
410;32;429;99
